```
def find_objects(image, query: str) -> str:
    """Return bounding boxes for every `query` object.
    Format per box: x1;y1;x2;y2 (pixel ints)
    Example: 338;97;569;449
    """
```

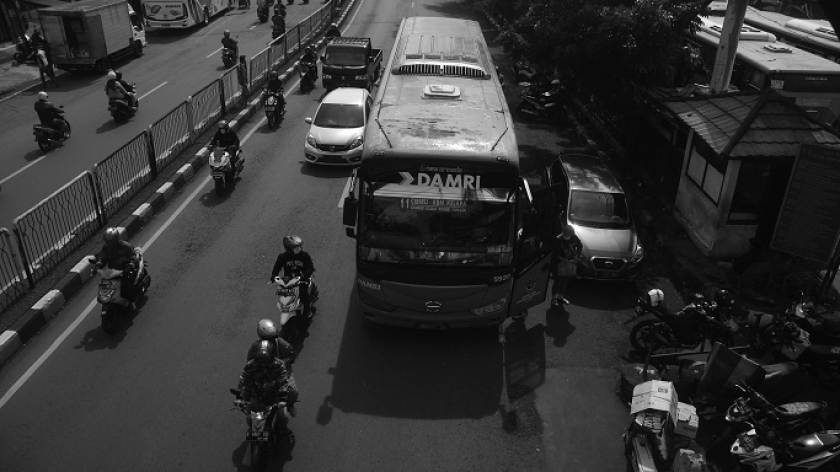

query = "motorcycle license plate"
595;271;619;278
266;106;275;111
246;431;270;441
211;171;225;178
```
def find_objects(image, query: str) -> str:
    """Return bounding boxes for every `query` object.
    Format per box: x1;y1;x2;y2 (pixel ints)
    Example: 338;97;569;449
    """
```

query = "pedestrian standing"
237;55;249;96
551;223;583;306
36;47;59;88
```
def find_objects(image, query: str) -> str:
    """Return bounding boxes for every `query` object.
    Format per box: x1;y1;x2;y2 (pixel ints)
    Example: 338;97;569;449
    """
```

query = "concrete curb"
0;1;357;366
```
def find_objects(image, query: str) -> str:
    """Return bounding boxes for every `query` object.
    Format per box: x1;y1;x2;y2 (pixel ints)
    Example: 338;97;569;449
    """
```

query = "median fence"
0;0;337;314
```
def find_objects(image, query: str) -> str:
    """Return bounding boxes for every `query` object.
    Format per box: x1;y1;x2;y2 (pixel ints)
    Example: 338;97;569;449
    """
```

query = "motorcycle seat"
773;401;827;422
787;432;840;459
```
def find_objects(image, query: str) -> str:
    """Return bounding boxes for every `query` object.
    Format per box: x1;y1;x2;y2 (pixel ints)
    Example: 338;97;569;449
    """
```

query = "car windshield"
568;190;630;228
324;48;367;66
313;103;364;128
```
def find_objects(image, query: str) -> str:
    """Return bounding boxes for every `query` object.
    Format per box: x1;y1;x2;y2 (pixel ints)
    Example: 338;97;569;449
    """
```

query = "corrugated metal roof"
659;89;840;159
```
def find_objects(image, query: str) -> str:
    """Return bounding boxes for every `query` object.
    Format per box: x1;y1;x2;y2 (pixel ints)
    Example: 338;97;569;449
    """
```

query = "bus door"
509;177;566;316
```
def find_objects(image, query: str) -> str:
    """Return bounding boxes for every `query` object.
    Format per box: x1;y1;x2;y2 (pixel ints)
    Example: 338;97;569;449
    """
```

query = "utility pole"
709;0;749;93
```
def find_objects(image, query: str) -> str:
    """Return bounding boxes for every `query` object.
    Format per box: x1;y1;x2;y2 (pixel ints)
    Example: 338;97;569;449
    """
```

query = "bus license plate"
595;271;619;279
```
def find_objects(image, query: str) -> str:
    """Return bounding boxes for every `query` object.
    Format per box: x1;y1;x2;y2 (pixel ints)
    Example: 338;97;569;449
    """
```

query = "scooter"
89;252;151;334
222;47;237;68
758;317;840;388
273;275;318;344
787;292;840;344
209;146;244;196
257;4;269;22
108;83;139;123
14;33;41;64
726;387;840;471
263;90;285;129
299;61;316;94
33;106;71;152
230;388;295;472
271;24;284;40
628;288;735;353
516;83;562;121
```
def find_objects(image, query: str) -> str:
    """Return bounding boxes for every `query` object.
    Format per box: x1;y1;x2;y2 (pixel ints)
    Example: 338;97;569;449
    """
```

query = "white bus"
142;0;231;29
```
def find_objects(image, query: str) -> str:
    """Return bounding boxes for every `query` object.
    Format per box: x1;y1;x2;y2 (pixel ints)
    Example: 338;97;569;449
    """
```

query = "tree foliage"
472;0;707;112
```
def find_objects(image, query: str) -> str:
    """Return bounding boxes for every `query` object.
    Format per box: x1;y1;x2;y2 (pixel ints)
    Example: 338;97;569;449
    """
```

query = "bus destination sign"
399;198;467;213
398;171;482;189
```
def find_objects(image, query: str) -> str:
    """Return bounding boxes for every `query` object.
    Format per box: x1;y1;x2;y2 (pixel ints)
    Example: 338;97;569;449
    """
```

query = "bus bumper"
360;305;506;329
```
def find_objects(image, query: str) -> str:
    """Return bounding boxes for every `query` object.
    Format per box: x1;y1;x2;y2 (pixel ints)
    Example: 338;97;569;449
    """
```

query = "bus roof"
364;17;518;169
693;17;840;75
742;8;840;57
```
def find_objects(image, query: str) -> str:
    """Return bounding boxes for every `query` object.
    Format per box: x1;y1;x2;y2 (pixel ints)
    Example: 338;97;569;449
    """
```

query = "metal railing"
0;0;339;315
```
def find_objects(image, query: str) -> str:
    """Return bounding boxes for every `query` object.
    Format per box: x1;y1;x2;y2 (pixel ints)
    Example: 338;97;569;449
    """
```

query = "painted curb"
0;1;357;367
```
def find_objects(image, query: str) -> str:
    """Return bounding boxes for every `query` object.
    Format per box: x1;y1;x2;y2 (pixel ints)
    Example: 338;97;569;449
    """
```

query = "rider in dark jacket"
210;120;241;168
270;235;315;318
34;92;67;135
237;340;298;443
221;30;238;57
325;23;340;40
300;46;318;81
94;227;141;302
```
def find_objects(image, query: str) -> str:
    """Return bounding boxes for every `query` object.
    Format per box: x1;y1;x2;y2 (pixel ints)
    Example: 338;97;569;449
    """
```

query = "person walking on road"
237;55;249;96
36;47;59;88
551;223;583;306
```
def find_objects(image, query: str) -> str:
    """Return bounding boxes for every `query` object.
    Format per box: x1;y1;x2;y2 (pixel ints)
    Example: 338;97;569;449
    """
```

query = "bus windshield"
358;183;515;267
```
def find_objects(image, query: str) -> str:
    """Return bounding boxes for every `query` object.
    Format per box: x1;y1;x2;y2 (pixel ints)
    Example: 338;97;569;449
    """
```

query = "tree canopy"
472;0;707;112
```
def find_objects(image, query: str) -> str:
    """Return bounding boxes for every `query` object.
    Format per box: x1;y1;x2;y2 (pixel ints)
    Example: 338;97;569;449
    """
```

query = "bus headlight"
471;297;507;316
306;134;317;147
358;288;396;312
349;136;363;149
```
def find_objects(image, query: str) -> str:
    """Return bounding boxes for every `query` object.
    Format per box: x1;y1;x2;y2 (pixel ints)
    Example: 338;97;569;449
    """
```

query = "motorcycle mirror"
304;117;312;124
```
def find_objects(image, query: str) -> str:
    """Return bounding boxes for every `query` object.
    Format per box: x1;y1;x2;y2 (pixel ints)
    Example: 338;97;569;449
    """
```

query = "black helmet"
224;30;231;38
715;290;736;308
270;71;279;80
283;235;303;251
254;339;275;364
103;227;121;244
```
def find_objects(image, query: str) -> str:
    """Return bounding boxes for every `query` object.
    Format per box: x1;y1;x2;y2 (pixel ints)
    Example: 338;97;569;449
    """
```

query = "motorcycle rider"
114;70;138;108
34;91;67;136
237;340;298;444
210;120;242;171
301;45;318;81
247;319;295;364
94;227;142;307
221;30;238;58
271;10;285;33
325;22;340;40
270;235;315;319
263;71;285;106
105;70;134;111
273;1;285;18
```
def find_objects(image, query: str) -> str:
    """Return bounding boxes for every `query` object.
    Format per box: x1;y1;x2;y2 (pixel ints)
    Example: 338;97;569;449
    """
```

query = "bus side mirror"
343;197;357;238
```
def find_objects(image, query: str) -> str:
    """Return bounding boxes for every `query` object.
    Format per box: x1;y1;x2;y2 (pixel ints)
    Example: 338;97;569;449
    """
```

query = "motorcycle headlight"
354;75;367;80
471;297;507;316
306;134;317;147
322;74;332;80
349;136;363;149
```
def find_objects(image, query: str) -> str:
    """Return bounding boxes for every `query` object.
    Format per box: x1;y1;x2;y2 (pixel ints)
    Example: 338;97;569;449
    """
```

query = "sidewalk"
0;41;45;99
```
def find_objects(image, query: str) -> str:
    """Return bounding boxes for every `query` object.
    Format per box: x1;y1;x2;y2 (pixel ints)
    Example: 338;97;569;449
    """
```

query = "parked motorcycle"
263;90;285;129
628;288;735;353
89;252;151;334
511;58;538;84
516;83;562;121
273;275;318;344
209;145;244;196
758;318;840;388
109;83;139;123
14;33;41;64
726;385;840;471
787;291;840;344
271;24;284;40
724;383;827;438
257;5;269;22
299;61;316;94
222;47;237;68
230;388;295;472
33;106;71;152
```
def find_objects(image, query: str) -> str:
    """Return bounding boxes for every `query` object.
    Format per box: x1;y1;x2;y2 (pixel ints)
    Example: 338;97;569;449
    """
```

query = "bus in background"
741;7;840;63
142;0;231;29
341;17;564;329
688;16;840;126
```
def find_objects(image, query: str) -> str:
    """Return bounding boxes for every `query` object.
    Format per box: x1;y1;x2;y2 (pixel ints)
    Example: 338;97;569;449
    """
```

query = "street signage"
771;143;840;263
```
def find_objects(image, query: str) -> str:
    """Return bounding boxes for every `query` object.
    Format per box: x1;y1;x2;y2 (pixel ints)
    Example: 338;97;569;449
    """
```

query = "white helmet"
107;70;117;80
38;91;48;101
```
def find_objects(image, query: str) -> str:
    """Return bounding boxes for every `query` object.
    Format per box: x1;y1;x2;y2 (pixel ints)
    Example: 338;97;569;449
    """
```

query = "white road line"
0;112;267;411
249;24;257;30
206;46;223;58
0;156;47;186
338;177;351;208
139;81;168;100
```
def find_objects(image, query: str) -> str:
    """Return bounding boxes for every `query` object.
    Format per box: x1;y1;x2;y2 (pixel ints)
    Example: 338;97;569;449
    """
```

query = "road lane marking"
0;91;285;411
206;46;223;58
1;156;47;185
338;177;351;208
250;24;258;30
139;81;168;100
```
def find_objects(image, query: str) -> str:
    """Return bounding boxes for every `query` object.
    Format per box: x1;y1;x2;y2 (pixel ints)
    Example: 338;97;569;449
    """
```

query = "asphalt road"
0;1;322;230
0;0;687;470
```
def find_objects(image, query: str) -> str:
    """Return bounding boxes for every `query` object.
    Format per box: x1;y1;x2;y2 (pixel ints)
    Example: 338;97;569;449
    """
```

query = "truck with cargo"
38;0;146;72
320;37;382;91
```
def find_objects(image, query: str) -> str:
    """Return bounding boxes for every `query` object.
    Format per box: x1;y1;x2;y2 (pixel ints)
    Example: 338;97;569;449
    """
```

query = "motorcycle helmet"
115;70;123;81
283;235;303;252
551;79;560;86
107;70;117;80
270;71;279;80
331;22;338;28
218;120;229;131
38;91;48;101
103;227;121;245
254;339;276;364
714;289;736;309
224;29;231;38
257;319;278;340
561;224;575;240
